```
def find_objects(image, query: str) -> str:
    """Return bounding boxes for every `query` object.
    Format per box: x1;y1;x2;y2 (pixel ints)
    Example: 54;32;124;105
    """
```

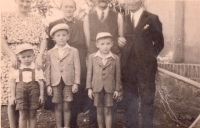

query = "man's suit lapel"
134;11;151;34
125;14;134;35
60;48;70;60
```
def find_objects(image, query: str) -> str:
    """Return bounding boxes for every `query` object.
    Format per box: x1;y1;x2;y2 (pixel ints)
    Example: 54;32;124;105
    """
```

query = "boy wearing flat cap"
9;43;45;128
86;32;121;128
45;23;80;128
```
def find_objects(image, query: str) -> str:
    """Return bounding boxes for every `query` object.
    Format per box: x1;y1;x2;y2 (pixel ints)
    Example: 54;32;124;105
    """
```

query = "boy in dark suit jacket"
121;0;164;128
86;32;122;128
45;24;80;128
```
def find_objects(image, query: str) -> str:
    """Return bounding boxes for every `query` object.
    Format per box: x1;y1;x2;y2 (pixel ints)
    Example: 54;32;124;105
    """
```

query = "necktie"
100;11;104;21
132;15;135;31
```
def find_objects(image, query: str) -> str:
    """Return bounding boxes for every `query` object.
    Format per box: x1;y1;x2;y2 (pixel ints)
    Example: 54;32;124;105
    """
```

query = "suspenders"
19;68;35;82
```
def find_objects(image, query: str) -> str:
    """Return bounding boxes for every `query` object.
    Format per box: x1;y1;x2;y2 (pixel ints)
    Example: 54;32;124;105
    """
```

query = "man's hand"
47;86;53;96
9;96;16;105
118;37;126;47
39;95;44;104
35;54;43;70
113;91;119;99
72;84;78;93
88;89;94;100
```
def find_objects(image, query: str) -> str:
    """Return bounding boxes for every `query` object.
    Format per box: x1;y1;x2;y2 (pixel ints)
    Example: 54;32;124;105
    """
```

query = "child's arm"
72;49;81;93
45;52;52;96
86;54;94;99
10;79;16;105
38;80;44;104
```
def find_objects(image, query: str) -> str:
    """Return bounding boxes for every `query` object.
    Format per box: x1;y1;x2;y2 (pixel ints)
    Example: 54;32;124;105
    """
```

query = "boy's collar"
94;50;115;59
53;43;71;50
20;62;35;69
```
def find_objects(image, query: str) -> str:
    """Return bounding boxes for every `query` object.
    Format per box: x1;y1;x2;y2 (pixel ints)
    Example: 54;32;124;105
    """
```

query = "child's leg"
104;107;112;128
7;105;19;128
54;103;63;128
96;106;104;128
19;110;28;128
63;102;71;127
29;109;37;128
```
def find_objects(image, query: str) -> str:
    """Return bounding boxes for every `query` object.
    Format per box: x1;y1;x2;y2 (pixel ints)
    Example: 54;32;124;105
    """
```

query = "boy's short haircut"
50;24;69;37
15;44;34;55
96;32;113;42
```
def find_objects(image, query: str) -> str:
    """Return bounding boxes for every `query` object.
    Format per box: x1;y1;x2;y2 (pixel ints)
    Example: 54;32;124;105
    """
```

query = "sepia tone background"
1;0;200;127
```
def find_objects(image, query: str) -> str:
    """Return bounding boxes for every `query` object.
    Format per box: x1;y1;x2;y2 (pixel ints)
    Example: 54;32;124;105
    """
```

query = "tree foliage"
31;0;125;18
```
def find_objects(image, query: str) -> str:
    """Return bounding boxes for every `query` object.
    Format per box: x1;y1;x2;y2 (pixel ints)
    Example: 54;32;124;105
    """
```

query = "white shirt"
94;51;115;65
131;8;144;27
53;44;71;58
9;63;45;83
96;7;109;21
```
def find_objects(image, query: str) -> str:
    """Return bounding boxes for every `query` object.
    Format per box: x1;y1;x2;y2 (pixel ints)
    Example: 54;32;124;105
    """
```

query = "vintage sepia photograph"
1;0;200;128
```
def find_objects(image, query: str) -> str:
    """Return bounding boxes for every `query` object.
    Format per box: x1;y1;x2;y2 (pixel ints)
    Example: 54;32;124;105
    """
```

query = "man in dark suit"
120;0;164;128
47;0;87;128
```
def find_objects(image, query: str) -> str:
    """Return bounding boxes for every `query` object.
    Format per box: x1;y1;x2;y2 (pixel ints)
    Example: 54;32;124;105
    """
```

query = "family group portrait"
1;0;200;128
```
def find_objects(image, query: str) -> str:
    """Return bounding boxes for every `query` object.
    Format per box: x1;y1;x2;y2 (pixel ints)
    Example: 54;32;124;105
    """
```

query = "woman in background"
1;0;47;127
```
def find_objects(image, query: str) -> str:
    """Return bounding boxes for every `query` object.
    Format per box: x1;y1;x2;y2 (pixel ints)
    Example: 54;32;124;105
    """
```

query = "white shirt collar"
94;50;115;59
53;44;71;50
96;7;109;19
131;8;144;19
20;62;35;69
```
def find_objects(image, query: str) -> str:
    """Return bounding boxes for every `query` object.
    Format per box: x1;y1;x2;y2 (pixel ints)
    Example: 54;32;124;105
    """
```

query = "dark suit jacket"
86;53;122;93
122;11;164;81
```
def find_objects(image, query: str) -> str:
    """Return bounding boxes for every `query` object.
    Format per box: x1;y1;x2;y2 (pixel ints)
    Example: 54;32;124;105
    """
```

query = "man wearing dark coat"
121;0;164;128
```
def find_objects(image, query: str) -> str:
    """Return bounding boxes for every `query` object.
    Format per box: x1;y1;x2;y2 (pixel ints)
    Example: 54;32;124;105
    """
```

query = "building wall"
144;0;200;64
184;1;200;64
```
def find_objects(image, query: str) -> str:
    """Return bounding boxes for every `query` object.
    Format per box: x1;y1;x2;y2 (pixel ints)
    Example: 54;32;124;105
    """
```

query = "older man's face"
61;0;76;18
125;0;142;12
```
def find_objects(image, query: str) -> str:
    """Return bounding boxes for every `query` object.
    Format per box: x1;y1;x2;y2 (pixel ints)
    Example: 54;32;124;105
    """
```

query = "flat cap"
50;23;69;37
96;32;112;41
15;44;33;54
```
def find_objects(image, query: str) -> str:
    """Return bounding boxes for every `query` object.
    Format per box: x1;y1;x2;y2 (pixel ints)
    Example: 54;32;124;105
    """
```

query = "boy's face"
53;30;69;47
18;50;34;66
96;38;113;54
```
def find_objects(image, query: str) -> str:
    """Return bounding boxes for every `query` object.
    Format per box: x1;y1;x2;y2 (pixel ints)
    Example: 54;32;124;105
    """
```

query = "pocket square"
143;24;150;29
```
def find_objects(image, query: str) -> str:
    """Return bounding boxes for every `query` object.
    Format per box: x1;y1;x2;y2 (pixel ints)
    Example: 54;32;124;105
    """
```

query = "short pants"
16;81;40;110
52;78;73;103
94;89;113;107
